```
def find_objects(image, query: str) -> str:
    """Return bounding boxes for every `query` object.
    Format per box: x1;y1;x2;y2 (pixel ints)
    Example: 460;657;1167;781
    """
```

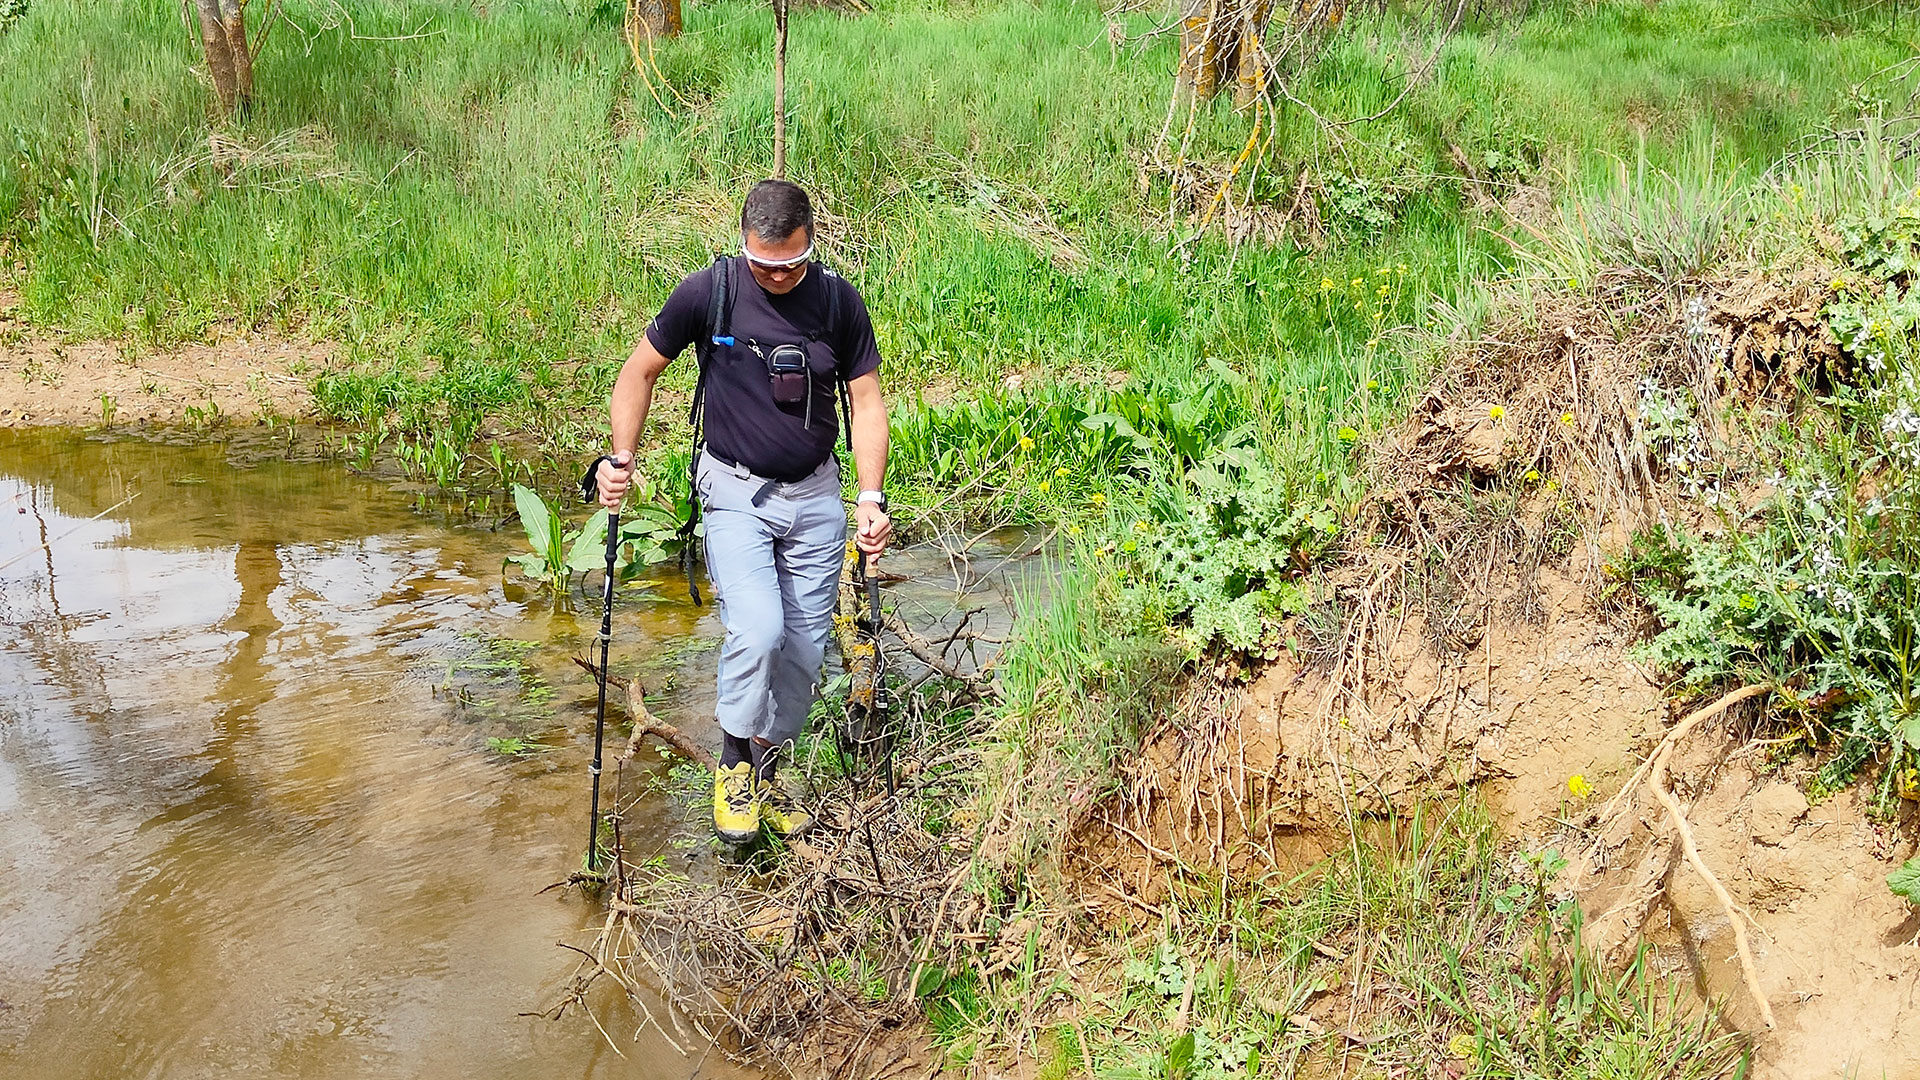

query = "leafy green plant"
485;735;553;757
504;483;684;596
1637;203;1920;816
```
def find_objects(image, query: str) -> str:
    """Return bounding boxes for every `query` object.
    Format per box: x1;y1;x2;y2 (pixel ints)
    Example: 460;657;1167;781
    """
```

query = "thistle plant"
1637;207;1920;810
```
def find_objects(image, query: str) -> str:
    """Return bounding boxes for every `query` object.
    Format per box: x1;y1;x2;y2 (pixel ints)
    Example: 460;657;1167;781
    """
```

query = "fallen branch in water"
570;655;717;771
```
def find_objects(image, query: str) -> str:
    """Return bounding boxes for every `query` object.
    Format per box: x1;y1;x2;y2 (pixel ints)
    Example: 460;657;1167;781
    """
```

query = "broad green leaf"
565;509;614;574
1165;1032;1196;1080
912;965;947;999
512;484;554;558
505;553;551;581
1890;857;1920;902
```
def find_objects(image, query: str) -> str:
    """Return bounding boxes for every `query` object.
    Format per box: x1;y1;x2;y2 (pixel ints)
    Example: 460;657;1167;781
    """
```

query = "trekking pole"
858;551;894;796
586;509;620;874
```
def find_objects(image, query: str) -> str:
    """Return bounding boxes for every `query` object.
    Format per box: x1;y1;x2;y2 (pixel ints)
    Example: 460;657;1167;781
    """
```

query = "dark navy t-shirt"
647;258;882;482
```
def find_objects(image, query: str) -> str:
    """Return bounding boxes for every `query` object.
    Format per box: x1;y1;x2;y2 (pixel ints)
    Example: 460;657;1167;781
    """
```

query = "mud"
0;293;323;427
1088;590;1916;1076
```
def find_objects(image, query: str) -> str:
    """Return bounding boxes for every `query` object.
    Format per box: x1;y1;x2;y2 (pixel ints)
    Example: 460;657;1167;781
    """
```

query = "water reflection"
0;428;1028;1080
0;430;727;1080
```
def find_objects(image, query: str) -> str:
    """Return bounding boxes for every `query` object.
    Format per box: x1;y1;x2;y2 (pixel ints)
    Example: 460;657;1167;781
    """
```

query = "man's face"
743;227;811;295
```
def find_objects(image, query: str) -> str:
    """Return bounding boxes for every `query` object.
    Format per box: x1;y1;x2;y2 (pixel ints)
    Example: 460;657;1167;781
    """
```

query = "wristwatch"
857;490;888;513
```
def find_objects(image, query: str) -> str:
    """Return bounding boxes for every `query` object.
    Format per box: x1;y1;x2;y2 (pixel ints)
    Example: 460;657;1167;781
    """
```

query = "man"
592;179;892;843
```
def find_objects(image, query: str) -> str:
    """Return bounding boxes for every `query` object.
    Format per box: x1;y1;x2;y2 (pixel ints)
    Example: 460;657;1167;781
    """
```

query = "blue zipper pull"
713;335;735;346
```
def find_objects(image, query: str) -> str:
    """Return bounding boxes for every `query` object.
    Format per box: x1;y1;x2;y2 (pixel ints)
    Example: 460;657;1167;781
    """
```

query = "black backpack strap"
678;254;734;606
820;269;855;455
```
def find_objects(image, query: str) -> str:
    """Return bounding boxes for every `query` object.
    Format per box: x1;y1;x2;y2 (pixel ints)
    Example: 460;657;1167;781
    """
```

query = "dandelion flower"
1366;379;1380;391
1523;468;1541;483
1832;278;1848;293
1350;278;1364;288
1561;411;1575;425
1018;436;1034;452
1320;277;1336;291
1338;426;1359;442
1038;480;1050;493
1090;491;1106;505
1567;774;1593;799
1054;466;1069;477
1067;525;1083;536
1567;278;1580;289
1488;404;1507;422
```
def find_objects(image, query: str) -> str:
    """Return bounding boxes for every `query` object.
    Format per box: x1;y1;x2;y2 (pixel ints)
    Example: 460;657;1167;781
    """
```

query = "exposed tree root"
1609;683;1776;1030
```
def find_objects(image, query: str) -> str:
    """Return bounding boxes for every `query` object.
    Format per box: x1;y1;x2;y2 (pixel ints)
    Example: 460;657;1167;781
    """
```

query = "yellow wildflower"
1090;491;1106;505
1561;411;1575;425
1320;277;1336;291
1350;277;1363;288
1338;426;1359;442
1567;774;1593;799
1018;436;1034;451
1523;468;1541;483
1054;466;1069;477
1038;480;1050;493
1488;404;1507;422
1366;379;1380;391
1448;1033;1476;1059
1832;278;1848;293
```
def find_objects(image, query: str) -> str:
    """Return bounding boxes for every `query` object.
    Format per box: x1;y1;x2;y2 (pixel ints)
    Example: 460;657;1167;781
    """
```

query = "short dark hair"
741;179;814;243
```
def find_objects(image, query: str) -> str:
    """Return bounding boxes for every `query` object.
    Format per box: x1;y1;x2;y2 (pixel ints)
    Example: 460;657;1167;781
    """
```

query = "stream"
0;427;1025;1080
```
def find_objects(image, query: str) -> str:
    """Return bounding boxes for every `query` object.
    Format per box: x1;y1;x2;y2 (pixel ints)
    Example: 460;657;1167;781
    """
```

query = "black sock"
751;741;777;785
721;731;753;769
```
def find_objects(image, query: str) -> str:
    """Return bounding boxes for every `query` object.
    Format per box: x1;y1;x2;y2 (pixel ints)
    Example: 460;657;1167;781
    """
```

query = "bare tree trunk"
627;0;681;40
194;0;238;115
221;0;254;114
771;0;789;178
1232;0;1272;107
1179;0;1276;105
193;0;253;116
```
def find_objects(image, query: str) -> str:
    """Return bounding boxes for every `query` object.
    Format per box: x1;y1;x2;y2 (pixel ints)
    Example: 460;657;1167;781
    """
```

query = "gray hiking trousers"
696;448;847;748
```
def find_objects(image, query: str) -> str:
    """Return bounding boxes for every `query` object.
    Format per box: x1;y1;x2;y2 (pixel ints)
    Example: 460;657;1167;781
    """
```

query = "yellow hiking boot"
713;763;759;844
757;779;814;838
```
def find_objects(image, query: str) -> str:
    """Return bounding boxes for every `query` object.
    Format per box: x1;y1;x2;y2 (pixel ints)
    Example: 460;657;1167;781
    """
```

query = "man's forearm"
851;398;888;495
609;340;665;455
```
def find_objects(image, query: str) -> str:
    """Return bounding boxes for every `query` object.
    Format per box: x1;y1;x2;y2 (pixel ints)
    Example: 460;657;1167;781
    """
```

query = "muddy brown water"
0;427;1024;1080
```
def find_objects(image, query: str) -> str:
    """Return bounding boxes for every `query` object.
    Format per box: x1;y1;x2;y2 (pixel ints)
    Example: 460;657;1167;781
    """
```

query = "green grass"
6;1;1919;1063
923;797;1748;1077
3;0;1912;481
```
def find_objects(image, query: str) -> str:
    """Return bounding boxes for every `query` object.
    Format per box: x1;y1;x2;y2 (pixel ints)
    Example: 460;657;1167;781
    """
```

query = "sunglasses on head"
740;237;814;272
